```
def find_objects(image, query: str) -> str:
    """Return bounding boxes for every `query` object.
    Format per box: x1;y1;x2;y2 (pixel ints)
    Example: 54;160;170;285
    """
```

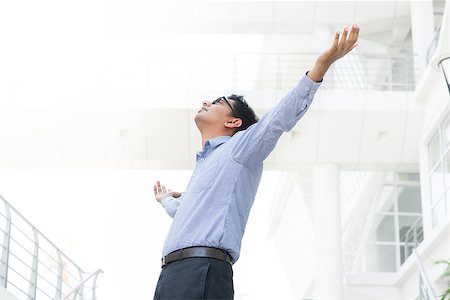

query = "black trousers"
153;257;234;300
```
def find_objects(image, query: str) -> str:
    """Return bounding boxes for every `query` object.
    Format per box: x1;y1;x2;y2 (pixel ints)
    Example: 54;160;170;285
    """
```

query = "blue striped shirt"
161;74;322;263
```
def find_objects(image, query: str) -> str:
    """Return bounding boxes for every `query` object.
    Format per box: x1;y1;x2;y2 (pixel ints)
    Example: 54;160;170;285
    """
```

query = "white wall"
0;286;20;300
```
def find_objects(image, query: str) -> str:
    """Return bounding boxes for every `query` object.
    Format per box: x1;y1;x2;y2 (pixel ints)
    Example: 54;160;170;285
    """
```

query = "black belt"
161;246;232;268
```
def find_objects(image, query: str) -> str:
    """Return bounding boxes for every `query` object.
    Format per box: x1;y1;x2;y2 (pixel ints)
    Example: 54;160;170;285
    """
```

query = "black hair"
227;94;259;133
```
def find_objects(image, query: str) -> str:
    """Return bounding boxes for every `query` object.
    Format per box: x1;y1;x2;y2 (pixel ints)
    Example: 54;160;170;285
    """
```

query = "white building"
0;1;448;299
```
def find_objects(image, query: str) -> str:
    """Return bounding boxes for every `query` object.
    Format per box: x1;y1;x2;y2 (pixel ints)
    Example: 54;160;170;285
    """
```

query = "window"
428;112;450;228
364;173;422;272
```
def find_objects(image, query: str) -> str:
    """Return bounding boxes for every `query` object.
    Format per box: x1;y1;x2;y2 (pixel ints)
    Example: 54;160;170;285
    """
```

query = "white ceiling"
0;89;424;170
106;1;411;35
0;0;430;170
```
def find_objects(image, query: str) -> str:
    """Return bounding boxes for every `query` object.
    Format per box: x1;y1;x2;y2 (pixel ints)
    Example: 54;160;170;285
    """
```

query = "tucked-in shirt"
162;74;322;263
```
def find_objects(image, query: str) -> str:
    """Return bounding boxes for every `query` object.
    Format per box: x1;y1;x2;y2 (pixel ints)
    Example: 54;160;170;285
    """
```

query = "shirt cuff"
297;72;322;99
160;196;175;207
305;71;324;83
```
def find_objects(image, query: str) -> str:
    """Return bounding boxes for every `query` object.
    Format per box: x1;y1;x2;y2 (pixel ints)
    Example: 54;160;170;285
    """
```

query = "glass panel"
430;164;444;206
398;215;422;243
432;198;446;228
366;244;397;272
398;173;420;181
398;186;422;213
428;131;441;170
400;245;413;265
370;215;395;242
442;113;450;152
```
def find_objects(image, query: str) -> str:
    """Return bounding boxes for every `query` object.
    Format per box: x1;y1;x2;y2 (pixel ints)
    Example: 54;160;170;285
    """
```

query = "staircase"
413;249;439;300
0;195;102;300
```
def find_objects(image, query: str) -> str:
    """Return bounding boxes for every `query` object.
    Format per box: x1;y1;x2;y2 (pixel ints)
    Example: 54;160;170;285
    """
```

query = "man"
153;24;360;300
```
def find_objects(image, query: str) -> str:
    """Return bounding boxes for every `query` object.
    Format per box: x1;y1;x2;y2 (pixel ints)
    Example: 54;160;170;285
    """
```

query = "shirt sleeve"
160;196;182;218
231;73;322;166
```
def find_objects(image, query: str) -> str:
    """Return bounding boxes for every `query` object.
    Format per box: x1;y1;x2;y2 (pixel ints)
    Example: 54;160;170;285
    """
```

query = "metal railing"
413;249;438;300
150;52;419;92
62;269;103;300
402;217;424;264
0;195;102;300
438;56;450;94
233;52;419;91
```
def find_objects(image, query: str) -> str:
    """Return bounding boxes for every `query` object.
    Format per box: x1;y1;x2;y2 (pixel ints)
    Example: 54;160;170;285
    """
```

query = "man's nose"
203;101;211;106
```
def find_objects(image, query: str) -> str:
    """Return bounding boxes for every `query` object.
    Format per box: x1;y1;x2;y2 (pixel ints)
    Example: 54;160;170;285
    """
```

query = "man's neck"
201;132;231;149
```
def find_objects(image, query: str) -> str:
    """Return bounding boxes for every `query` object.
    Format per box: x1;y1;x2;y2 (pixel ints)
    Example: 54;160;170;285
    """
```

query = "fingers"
154;180;163;196
156;180;162;193
337;24;359;53
332;31;340;48
347;24;360;44
153;180;174;196
339;27;349;48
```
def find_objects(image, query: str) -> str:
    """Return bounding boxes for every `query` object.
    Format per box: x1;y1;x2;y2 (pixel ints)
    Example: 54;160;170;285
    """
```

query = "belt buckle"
161;256;166;268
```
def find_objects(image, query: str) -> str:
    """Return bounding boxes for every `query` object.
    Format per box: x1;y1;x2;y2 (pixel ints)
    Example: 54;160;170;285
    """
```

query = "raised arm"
231;24;360;167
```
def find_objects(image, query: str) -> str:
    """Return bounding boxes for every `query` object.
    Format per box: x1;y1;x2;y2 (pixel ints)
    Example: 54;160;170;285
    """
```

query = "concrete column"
313;164;342;300
410;0;435;73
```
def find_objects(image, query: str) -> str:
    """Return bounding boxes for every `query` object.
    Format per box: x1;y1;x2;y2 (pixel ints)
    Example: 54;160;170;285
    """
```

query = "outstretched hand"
153;180;182;203
308;24;360;82
317;24;360;65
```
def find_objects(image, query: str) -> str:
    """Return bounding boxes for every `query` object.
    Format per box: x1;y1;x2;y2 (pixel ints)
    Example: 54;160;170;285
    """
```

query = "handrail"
412;249;439;300
146;52;419;91
0;195;84;271
438;57;450;94
0;194;102;300
403;217;424;262
62;269;103;300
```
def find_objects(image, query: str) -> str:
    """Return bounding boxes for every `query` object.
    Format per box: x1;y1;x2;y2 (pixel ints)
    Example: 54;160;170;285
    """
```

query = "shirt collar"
207;136;231;149
196;136;231;161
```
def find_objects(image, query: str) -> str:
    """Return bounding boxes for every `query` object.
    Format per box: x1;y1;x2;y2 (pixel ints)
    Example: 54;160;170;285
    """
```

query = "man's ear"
224;118;242;129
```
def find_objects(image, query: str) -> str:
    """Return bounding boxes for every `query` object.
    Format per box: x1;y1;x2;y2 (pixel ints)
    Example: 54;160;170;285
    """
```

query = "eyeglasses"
212;96;238;117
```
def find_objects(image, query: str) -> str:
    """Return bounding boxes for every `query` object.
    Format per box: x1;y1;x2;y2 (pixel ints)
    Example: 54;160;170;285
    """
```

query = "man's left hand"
308;24;360;82
317;24;360;66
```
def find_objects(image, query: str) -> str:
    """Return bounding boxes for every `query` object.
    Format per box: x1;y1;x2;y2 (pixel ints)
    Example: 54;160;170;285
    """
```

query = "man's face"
195;98;236;126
